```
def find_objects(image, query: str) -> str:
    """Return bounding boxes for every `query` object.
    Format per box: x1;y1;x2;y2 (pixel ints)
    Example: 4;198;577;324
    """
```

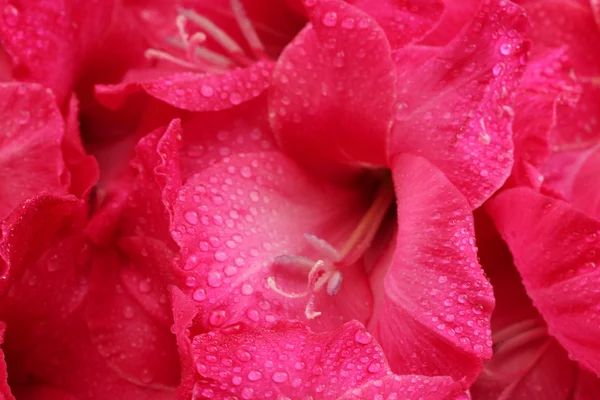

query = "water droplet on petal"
201;85;214;97
248;370;263;381
209;310;227;326
354;330;373;344
207;271;223;287
236;349;252;362
272;371;288;383
192;287;206;301
184;210;199;225
322;11;338;27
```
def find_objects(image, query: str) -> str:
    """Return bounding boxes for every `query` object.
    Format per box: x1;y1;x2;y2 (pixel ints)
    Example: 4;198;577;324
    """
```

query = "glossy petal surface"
487;188;600;375
389;0;529;207
269;0;397;169
368;154;494;383
0;0;115;102
186;319;462;399
0;83;67;219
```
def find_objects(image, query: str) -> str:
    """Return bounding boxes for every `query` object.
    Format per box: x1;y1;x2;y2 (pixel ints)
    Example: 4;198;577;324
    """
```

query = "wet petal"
0;0;116;103
348;0;445;48
520;0;600;148
0;195;88;353
571;146;600;219
487;188;600;375
389;0;529;207
0;83;67;219
508;49;582;189
95;61;274;112
0;323;14;400
171;151;372;332
85;241;181;389
420;0;480;45
269;0;397;170
368;154;494;384
182;319;462;399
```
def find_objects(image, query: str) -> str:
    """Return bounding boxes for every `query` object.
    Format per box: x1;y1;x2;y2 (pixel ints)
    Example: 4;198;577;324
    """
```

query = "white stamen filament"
144;49;201;70
178;7;246;57
230;0;267;58
266;277;308;299
274;255;316;270
304;234;342;262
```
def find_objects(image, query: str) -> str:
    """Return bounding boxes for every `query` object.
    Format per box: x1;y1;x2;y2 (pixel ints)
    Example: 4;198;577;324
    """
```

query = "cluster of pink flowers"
0;0;598;398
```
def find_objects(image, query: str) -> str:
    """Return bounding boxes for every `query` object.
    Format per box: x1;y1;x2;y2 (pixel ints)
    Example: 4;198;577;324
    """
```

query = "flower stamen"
267;176;395;320
144;2;268;72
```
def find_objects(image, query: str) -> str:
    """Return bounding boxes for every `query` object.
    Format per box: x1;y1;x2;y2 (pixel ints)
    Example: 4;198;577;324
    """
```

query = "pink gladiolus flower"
0;0;598;398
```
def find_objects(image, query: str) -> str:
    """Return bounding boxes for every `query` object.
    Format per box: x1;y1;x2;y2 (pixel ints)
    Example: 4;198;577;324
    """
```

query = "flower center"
267;175;395;320
143;0;268;73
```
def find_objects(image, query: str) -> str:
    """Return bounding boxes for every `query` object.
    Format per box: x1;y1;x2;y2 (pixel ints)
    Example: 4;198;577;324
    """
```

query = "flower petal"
519;0;600;148
268;0;397;169
572;146;600;219
420;0;480;45
368;154;494;383
85;241;181;389
0;194;88;353
21;308;170;400
0;323;14;400
183;319;461;399
486;188;600;375
171;151;372;332
389;0;529;207
0;83;67;219
508;48;581;189
0;0;116;103
95;61;274;112
472;210;581;400
348;0;445;48
338;374;463;400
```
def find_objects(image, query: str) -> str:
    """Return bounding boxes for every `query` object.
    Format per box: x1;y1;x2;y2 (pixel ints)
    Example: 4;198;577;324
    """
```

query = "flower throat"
267;174;395;319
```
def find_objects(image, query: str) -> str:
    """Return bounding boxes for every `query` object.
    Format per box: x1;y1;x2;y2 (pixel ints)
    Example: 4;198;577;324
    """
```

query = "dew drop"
236;349;252;362
354;330;373;344
322;11;338;27
499;43;512;55
272;371;288;383
368;362;382;373
192;287;206;301
207;271;223;287
209;310;227;326
232;376;242;385
438;276;448;284
241;283;254;295
214;251;228;262
184;210;199;225
229;92;242;105
3;5;19;27
201;85;214;97
248;370;263;381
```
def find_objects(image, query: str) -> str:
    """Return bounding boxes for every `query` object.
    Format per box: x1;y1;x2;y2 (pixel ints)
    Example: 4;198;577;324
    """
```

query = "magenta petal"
420;0;480;46
508;48;582;189
572;146;600;219
269;0;397;169
0;83;67;219
368;154;494;383
389;0;529;208
348;0;445;48
187;319;461;399
0;195;88;352
171;151;372;331
85;243;180;389
96;61;274;112
487;188;600;375
0;0;116;103
337;374;463;400
0;323;14;400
